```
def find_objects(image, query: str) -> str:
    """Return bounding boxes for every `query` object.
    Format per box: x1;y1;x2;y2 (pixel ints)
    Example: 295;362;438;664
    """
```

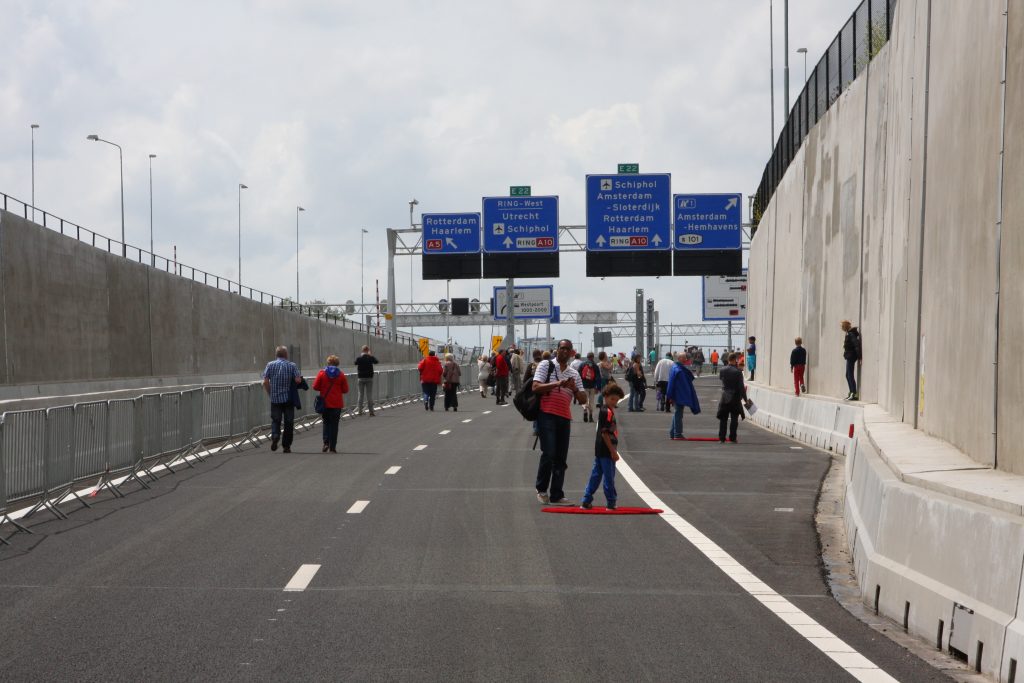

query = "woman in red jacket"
313;355;350;453
417;350;444;411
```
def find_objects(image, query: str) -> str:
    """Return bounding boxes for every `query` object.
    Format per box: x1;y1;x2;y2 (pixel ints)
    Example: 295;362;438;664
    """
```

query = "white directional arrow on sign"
651;235;662;246
725;197;738;211
595;235;606;247
503;236;513;248
445;238;458;249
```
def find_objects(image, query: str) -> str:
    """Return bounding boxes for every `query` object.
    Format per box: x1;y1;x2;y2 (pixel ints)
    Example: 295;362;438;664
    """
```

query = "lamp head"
297;206;305;212
361;229;369;234
239;183;248;189
31;124;39;129
86;134;99;141
410;198;419;206
797;47;808;54
149;153;157;159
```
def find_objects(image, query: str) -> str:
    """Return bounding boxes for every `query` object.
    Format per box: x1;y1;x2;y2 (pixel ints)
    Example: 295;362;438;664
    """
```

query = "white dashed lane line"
283;564;321;592
482;410;492;415
346;501;370;514
462;419;472;423
385;466;401;475
439;430;451;435
414;444;428;451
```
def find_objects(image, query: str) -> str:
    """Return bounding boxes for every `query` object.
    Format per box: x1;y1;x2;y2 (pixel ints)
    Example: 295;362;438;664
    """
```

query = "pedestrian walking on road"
262;345;302;453
418;351;443;411
533;339;587;505
693;348;706;377
579;352;599;422
841;320;862;401
510;349;524;395
313;355;350;453
478;355;491;398
667;352;701;440
717;353;751;443
354;345;378;416
494;350;510;405
442;353;462;411
626;354;647;411
654;352;674;412
791;337;808;396
580;383;625;510
596;351;613;408
746;337;758;381
711;349;720;374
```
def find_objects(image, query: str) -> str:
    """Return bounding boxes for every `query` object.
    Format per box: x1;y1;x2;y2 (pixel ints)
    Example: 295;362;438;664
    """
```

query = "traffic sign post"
674;193;743;250
493;285;554;321
585;173;671;251
702;272;748;321
482;196;559;253
422;213;481;254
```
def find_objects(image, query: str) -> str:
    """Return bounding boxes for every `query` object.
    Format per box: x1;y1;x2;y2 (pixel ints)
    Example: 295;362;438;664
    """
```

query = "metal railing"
0;192;442;349
752;0;896;234
0;363;479;544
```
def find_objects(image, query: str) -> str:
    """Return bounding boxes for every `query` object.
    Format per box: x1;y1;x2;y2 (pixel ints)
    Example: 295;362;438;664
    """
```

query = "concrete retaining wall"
747;384;1024;681
748;0;1023;473
0;209;420;392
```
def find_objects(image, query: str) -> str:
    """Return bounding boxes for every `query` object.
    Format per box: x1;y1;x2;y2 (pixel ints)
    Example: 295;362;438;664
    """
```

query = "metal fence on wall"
752;0;897;235
0;364;479;545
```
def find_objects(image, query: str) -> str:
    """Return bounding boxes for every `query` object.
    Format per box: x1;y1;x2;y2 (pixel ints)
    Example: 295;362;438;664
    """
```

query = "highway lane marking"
483;410;492;414
790;446;804;450
283;564;321;592
385;466;401;475
439;430;451;435
462;419;472;423
347;500;370;514
774;507;795;512
414;444;428;451
615;454;897;683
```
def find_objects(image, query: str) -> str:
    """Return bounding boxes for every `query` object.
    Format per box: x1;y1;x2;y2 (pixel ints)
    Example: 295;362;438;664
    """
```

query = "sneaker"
549;498;575;506
271;438;279;452
580;501;592;509
851;393;860;401
800;384;806;393
369;412;376;417
537;492;550;504
322;443;329;452
283;447;291;453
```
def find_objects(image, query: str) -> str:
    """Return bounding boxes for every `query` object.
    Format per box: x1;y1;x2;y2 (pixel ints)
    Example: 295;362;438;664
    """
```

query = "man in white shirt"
653;352;676;412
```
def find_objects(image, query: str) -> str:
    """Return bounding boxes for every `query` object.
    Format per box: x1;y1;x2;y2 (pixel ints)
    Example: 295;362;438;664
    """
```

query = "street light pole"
148;154;157;266
783;0;790;113
86;134;126;257
361;228;369;345
296;206;305;303
30;124;39;222
769;0;775;148
797;47;809;84
238;183;248;289
408;198;418;337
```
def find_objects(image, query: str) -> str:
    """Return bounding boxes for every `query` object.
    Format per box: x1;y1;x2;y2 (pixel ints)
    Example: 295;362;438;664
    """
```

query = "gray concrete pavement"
0;382;947;681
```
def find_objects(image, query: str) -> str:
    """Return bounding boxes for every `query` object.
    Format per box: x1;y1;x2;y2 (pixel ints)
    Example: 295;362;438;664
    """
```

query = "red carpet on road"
542;506;663;515
672;436;721;442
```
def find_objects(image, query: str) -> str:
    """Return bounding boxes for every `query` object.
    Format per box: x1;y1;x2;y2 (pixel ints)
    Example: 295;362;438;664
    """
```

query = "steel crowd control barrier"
0;365;479;545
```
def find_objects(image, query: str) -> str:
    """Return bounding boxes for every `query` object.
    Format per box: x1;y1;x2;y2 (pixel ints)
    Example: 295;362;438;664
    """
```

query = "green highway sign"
509;186;532;196
617;163;640;174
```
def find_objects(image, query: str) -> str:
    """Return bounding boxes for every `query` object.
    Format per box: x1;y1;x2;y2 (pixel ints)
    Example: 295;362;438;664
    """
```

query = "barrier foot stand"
0;533;10;546
1;513;33;536
242;429;262;450
95;476;126;499
63;485;93;510
122;468;151;492
23;495;68;521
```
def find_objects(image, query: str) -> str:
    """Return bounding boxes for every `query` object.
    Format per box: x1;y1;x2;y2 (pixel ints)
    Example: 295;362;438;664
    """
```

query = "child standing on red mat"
581;383;625;510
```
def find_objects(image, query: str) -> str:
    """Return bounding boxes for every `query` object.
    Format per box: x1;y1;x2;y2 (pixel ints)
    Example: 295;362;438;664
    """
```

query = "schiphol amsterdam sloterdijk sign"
482;196;559;253
586;174;672;251
422;213;481;254
674;193;743;250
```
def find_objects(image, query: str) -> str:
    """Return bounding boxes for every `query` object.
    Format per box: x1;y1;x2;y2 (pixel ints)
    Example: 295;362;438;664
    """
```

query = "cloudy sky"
1;0;856;352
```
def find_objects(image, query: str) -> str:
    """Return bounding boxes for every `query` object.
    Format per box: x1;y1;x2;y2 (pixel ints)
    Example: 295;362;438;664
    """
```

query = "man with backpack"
579;352;600;422
531;340;587;505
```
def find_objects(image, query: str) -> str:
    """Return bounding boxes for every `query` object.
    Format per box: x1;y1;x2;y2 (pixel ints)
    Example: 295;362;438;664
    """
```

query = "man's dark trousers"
536;411;571;500
271;402;295;448
719;412;739;442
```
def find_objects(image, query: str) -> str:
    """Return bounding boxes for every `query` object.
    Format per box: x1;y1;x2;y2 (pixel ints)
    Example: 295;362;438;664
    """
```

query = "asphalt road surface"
0;380;948;682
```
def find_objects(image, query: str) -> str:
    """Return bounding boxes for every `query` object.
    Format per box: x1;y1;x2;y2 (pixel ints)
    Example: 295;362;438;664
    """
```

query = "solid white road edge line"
283;564;321;592
614;453;898;683
346;500;370;514
385;466;401;475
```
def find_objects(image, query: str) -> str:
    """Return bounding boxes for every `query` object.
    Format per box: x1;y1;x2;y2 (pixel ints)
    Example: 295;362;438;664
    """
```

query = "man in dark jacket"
354;345;378;416
841;320;862;401
716;353;749;443
667;353;701;439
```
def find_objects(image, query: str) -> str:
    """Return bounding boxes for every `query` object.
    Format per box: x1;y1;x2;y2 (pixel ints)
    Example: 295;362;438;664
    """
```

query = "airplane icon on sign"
600;179;613;191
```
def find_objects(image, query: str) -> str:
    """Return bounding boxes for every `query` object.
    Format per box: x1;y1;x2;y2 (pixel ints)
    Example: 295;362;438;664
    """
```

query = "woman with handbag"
313;355;349;453
442;354;462;411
